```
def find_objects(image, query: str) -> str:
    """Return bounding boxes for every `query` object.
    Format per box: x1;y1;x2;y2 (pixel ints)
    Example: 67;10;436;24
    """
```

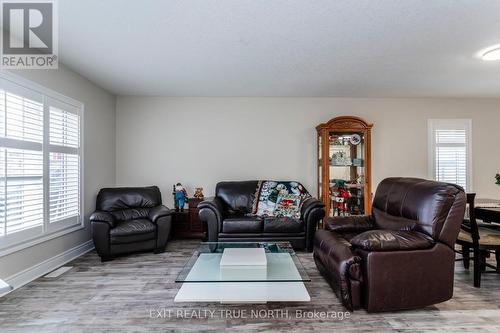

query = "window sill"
0;222;85;258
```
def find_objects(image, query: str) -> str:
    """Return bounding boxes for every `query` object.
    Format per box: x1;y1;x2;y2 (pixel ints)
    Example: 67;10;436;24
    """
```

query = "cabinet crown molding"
316;116;373;131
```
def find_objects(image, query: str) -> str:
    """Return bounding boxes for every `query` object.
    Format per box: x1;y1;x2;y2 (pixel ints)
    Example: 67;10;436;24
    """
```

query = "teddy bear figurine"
193;187;204;199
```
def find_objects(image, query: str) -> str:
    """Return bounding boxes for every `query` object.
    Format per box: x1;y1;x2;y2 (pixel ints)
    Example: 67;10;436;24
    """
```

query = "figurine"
173;183;188;212
496;174;500;185
336;188;350;216
193;187;204;199
330;182;350;216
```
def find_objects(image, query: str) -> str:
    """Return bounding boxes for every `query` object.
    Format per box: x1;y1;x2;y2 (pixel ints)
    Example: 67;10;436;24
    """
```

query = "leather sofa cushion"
372;177;464;241
110;208;150;221
350;230;434;251
110;219;156;244
97;186;162;211
216;181;259;215
263;217;303;233
222;217;263;233
325;215;374;233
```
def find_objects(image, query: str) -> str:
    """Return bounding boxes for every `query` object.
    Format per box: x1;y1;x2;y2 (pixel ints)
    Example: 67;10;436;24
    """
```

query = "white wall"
0;65;116;279
116;97;500;205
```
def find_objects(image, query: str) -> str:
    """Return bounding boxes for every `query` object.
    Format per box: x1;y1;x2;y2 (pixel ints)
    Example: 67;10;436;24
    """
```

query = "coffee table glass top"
175;242;310;282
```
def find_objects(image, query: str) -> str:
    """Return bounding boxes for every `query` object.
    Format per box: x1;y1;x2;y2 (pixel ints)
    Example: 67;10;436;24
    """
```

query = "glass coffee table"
174;242;311;303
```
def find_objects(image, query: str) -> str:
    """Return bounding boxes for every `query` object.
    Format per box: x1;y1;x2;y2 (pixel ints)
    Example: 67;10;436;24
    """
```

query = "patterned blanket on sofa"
252;181;311;218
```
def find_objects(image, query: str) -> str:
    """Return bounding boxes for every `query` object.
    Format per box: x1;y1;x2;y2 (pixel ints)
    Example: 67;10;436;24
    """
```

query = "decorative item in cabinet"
316;116;373;225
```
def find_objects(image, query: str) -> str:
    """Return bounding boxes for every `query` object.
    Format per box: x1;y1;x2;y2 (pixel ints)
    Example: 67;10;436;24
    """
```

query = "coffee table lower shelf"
174;282;310;303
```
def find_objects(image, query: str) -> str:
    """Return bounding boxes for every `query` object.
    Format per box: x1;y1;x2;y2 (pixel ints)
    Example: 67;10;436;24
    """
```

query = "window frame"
0;72;84;257
427;118;473;192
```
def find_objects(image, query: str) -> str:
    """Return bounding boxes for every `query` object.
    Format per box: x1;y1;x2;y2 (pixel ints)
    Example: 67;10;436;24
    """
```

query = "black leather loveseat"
90;186;172;261
198;181;325;251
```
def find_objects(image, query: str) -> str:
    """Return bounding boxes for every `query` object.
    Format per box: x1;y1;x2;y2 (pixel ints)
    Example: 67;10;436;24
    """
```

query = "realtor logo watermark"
1;0;58;69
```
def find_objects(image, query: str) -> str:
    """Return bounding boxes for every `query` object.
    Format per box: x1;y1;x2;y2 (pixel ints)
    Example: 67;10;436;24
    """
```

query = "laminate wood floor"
1;240;500;333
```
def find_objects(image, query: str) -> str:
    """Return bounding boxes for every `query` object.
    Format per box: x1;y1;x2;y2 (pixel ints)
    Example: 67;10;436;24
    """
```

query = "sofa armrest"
198;197;224;214
301;197;324;220
148;205;172;223
301;197;325;252
90;211;115;227
154;213;172;253
350;230;435;251
325;215;374;233
198;197;224;242
313;229;362;310
91;218;112;259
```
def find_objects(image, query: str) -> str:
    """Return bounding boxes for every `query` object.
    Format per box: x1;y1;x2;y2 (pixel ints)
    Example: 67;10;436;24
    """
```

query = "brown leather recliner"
314;177;466;312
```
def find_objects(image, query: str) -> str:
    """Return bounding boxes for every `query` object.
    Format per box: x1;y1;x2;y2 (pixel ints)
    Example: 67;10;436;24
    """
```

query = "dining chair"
456;193;500;287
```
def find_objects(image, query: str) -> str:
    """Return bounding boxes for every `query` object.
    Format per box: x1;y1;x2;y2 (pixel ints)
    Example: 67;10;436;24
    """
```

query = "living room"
1;1;500;332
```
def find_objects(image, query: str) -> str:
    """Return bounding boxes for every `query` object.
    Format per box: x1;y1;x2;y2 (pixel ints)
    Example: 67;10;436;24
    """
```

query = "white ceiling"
59;0;500;97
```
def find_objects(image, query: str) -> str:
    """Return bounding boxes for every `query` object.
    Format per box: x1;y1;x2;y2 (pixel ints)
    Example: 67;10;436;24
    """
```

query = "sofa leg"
100;256;113;262
154;248;166;254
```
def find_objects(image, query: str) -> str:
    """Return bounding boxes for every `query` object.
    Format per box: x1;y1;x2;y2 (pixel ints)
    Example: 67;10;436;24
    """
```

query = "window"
0;74;83;253
428;119;472;191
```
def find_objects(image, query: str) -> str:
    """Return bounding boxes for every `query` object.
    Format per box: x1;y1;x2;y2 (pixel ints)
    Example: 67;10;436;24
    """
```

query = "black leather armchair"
90;186;172;261
198;181;325;251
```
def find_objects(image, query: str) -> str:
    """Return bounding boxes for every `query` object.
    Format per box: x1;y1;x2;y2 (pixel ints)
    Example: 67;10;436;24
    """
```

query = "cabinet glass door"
328;132;365;217
318;133;323;201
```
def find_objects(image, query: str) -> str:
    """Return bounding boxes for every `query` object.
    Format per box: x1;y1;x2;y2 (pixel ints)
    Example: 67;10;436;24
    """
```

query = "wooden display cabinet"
316;116;373;225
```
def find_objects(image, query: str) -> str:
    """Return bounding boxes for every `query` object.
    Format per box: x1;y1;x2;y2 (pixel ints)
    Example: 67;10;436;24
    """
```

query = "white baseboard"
0;279;12;297
4;240;94;292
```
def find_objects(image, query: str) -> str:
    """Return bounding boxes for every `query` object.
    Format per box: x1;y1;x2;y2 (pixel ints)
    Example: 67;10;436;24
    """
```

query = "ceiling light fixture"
480;45;500;61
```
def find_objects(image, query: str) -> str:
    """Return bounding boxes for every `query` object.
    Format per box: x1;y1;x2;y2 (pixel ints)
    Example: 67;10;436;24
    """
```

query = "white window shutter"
429;119;471;191
0;75;83;250
4;149;44;233
49;107;79;148
49;153;80;223
5;92;44;143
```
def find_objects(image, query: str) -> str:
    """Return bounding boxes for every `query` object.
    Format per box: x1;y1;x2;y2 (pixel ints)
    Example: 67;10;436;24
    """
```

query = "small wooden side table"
171;198;206;239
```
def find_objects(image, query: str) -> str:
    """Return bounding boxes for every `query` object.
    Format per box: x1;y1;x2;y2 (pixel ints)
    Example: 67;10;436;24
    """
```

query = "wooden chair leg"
462;245;470;269
473;248;482;288
496;250;500;271
481;250;488;272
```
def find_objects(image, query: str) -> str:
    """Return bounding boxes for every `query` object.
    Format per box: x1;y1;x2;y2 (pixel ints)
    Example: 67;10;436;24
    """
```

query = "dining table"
476;207;500;223
475;198;500;223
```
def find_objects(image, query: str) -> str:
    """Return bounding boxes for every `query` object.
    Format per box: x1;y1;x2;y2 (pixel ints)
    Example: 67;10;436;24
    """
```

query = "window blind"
0;87;45;239
5;93;43;143
49;107;79;148
4;148;44;234
48;102;80;225
0;76;83;250
429;120;471;191
49;153;79;223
